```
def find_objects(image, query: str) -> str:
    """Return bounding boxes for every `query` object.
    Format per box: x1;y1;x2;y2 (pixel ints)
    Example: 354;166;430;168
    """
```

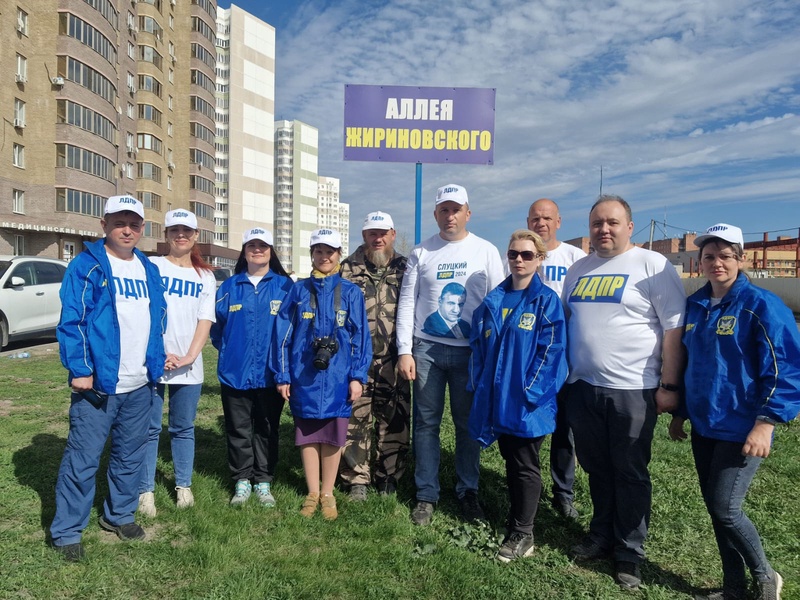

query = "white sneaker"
138;491;157;518
176;486;194;509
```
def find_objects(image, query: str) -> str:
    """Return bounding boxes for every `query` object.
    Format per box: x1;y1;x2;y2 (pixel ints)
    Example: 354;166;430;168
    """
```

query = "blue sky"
218;0;800;252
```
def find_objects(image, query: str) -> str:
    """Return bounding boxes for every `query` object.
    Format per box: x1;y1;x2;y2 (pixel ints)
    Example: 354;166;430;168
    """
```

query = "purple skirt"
294;416;349;447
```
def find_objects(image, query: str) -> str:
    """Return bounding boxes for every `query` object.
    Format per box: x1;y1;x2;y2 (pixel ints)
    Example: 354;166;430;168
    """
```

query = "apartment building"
317;176;349;257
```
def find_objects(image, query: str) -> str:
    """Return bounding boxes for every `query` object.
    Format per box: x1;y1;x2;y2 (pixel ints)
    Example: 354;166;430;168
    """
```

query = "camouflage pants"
339;360;411;487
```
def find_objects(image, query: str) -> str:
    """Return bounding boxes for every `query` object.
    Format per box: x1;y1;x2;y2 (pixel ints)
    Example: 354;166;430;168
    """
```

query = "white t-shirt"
540;242;586;296
562;246;685;389
151;256;216;385
397;232;504;351
108;253;150;393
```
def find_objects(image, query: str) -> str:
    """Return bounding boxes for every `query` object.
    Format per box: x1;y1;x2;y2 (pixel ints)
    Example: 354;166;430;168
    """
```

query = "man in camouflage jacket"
339;211;410;498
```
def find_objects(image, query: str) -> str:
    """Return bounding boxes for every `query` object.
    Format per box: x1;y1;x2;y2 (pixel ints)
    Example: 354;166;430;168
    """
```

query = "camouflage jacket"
340;245;407;363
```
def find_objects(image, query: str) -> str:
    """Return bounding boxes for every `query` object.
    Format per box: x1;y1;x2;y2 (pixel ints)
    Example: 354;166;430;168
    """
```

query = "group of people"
48;189;799;600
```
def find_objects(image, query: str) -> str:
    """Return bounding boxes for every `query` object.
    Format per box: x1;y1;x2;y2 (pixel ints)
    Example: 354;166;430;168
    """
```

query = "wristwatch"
659;382;680;392
755;415;779;426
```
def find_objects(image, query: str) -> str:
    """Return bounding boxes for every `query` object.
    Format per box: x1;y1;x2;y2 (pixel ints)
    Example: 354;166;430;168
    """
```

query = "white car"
0;255;67;349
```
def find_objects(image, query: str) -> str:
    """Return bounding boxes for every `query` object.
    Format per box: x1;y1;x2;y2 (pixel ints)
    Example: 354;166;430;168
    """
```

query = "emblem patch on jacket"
270;300;282;315
716;316;736;335
337;309;347;327
518;313;536;331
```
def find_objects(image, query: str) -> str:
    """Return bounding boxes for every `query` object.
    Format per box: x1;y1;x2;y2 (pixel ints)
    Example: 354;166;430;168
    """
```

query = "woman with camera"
211;228;293;507
273;229;371;520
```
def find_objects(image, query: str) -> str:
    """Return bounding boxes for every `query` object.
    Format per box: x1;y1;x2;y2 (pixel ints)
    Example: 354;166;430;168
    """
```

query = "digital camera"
312;336;339;370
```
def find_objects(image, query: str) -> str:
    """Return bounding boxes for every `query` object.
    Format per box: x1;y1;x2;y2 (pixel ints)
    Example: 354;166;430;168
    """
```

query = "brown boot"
320;494;338;520
299;493;319;518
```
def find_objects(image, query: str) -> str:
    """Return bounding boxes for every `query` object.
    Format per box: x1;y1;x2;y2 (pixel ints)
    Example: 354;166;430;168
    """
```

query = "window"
168;68;174;84
127;71;136;89
13;144;25;168
56;188;104;217
14;235;25;256
128;42;136;59
35;262;66;285
167;122;173;136
167;175;172;190
16;54;27;82
13;189;25;214
126;132;135;152
127;103;135;119
138;191;162;211
138;103;163;126
125;162;134;179
14;98;26;127
63;241;76;262
168;95;173;110
17;8;29;36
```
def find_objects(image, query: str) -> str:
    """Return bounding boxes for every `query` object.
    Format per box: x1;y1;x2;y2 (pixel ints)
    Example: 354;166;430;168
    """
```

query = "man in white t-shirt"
51;195;166;562
561;195;685;590
397;184;505;526
527;198;586;521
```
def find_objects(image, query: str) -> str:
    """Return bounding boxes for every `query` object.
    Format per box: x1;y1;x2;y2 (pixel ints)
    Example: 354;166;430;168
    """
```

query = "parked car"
0;256;67;349
213;267;233;288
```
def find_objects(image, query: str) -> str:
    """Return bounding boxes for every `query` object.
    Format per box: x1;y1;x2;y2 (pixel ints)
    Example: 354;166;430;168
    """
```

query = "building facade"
317;176;349;257
274;119;318;275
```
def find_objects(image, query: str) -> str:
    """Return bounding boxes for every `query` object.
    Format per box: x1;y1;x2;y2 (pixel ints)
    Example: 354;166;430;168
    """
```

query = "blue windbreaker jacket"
468;274;568;447
271;273;372;419
211;270;293;390
682;273;800;442
57;238;167;394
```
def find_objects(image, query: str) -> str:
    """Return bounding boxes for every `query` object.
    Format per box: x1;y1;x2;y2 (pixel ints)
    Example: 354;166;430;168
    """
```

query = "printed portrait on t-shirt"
422;282;470;339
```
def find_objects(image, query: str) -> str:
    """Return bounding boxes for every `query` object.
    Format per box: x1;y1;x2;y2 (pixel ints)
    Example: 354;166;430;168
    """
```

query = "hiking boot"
570;536;611;560
757;570;783;600
320;494;338;520
497;532;535;563
411;501;434;526
348;484;368;502
176;486;194;509
98;515;146;541
376;481;397;496
615;561;642;590
138;491;156;518
230;479;252;506
53;542;85;562
552;496;579;520
300;492;319;517
459;490;486;522
254;482;276;507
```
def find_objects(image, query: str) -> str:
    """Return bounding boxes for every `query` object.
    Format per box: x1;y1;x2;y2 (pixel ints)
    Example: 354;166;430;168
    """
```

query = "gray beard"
365;247;391;268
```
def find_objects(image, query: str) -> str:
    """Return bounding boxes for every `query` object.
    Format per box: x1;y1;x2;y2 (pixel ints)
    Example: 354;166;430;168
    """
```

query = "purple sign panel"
343;85;496;165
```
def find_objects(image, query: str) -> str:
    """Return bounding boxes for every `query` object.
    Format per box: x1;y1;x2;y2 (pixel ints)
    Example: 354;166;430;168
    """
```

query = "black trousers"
549;387;576;502
220;384;284;483
498;434;545;536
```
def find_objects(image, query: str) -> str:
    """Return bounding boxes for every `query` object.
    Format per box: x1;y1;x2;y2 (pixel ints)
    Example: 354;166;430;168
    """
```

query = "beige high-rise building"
317;176;349;257
274;119;318;275
214;5;276;266
1;0;223;258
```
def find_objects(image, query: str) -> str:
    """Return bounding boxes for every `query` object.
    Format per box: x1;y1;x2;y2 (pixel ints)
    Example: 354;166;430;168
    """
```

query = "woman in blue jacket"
670;223;800;600
210;228;293;507
273;229;371;520
468;229;567;562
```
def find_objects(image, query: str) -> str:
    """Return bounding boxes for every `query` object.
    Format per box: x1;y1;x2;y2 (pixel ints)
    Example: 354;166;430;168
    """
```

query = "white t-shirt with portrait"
397;232;504;351
151;256;216;385
562;246;685;389
108;253;151;393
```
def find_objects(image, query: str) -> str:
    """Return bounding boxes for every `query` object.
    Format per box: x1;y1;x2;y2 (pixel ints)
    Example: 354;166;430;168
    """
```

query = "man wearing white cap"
51;195;167;561
561;194;685;590
339;212;410;500
397;184;504;525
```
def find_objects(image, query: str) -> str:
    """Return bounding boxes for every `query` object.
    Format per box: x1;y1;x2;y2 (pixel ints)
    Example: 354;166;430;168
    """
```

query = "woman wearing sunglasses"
468;229;568;563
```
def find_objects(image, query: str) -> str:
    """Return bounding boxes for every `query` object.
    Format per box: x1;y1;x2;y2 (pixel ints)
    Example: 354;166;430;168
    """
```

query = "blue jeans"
412;338;480;502
691;431;772;588
51;384;153;546
140;383;202;492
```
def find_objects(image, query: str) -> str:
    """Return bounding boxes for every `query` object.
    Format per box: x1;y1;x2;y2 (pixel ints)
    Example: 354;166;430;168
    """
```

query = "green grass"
1;344;798;599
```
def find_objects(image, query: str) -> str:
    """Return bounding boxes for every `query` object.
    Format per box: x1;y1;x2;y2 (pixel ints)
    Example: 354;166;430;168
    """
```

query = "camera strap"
307;278;342;335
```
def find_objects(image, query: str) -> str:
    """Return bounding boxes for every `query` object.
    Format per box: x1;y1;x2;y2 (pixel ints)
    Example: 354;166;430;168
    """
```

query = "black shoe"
552;497;579;520
98;515;146;541
497;532;534;563
376;481;397;496
411;501;434;526
459;490;486;522
615;561;642;590
53;542;85;562
569;536;610;560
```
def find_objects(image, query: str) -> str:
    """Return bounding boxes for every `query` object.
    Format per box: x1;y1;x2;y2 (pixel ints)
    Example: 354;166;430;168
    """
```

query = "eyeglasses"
506;250;539;261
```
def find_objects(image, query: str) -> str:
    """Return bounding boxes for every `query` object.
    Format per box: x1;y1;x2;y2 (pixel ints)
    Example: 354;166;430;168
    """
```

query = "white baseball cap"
362;211;394;231
435;184;468;206
164;209;198;229
310;228;342;249
694;223;744;247
104;195;144;219
242;227;274;246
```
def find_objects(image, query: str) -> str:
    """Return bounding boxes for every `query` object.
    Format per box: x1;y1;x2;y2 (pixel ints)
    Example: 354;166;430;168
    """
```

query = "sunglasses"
506;250;539;261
